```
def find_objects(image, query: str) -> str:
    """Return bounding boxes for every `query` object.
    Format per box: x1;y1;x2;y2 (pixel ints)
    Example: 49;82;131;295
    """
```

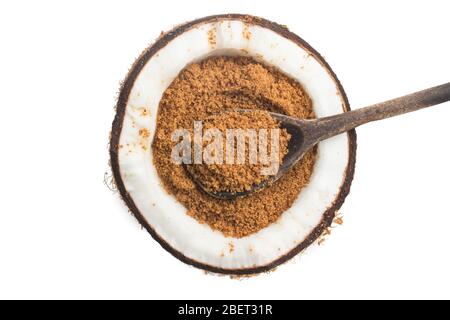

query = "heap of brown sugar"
187;110;291;193
152;56;316;238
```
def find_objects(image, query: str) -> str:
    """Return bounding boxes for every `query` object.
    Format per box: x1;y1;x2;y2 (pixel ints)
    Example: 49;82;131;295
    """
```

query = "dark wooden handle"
305;82;450;142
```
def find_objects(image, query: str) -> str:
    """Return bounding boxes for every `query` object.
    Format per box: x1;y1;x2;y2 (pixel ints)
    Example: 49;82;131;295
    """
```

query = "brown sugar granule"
207;28;217;48
139;128;150;138
152;56;316;238
186;110;291;193
242;24;252;40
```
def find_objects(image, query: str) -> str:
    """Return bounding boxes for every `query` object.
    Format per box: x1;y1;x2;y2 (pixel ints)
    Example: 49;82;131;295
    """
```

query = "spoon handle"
306;82;450;142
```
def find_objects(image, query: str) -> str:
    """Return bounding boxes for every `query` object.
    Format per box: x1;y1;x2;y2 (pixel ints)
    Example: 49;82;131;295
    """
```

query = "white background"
0;0;449;300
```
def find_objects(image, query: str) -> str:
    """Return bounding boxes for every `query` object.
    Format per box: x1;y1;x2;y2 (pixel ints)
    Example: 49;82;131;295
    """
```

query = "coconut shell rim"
109;13;357;276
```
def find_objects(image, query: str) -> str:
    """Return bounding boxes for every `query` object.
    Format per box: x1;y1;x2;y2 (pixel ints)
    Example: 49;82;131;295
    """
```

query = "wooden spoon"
190;82;450;200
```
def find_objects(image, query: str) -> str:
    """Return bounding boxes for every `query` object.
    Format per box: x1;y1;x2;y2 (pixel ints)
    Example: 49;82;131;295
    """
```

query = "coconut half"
110;14;357;275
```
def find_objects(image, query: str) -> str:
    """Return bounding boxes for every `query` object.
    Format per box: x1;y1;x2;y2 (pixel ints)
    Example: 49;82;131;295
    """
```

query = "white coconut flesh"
117;18;351;271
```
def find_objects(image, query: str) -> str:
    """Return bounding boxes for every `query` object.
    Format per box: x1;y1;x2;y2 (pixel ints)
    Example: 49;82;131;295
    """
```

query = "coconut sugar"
186;110;291;193
152;56;316;238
